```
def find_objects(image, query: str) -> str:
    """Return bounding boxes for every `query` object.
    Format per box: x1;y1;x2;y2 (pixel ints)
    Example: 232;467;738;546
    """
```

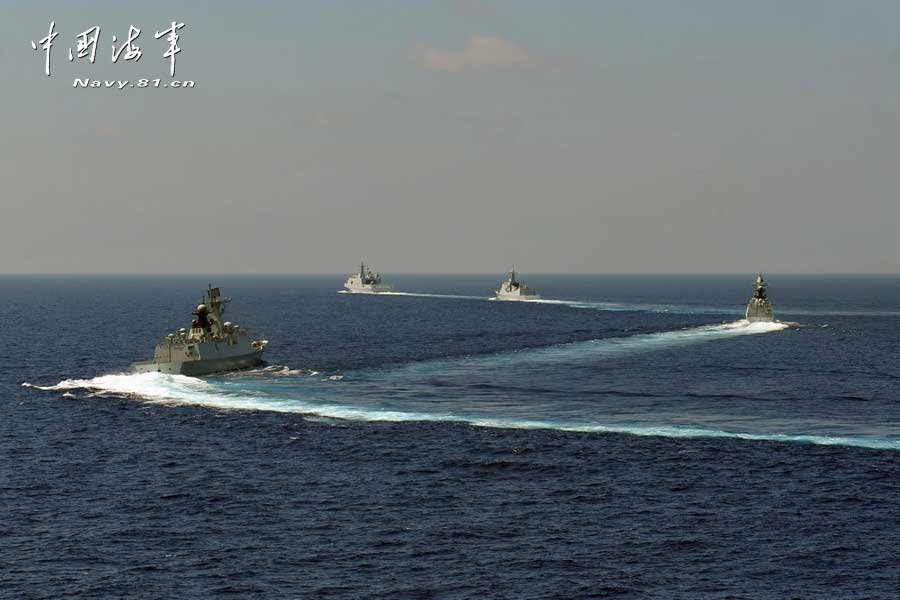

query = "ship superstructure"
343;262;394;293
745;273;775;322
131;286;267;375
495;268;540;301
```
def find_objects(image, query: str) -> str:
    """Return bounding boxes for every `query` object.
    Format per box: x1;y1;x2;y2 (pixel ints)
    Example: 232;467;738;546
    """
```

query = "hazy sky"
2;1;899;273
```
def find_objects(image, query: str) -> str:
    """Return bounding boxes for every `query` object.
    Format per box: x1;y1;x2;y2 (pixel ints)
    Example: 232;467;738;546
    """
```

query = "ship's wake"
26;319;898;451
374;319;793;376
376;291;488;301
23;371;897;450
523;298;741;314
340;288;738;313
24;373;219;402
344;290;900;317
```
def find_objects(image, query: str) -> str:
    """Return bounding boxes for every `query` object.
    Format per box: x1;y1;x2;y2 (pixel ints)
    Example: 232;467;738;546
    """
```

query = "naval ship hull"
131;351;266;376
745;300;774;323
495;293;541;301
343;284;394;294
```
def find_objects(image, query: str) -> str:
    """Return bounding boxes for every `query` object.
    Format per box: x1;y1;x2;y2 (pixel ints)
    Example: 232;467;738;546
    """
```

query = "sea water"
3;274;899;598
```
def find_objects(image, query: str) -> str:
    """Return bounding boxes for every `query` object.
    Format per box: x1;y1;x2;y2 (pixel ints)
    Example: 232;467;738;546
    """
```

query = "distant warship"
343;262;394;293
745;274;775;322
131;286;267;375
495;268;540;301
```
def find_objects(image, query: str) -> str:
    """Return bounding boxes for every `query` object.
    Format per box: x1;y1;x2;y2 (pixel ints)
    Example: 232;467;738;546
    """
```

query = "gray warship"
343;262;394;293
131;286;268;375
495;268;540;301
745;273;775;322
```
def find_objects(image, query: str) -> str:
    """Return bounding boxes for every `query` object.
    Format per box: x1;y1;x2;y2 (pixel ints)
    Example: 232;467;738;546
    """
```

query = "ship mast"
754;274;767;300
205;285;230;337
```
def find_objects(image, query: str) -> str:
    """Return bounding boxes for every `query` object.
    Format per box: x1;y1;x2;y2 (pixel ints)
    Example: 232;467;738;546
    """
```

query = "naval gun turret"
745;273;775;322
131;285;268;375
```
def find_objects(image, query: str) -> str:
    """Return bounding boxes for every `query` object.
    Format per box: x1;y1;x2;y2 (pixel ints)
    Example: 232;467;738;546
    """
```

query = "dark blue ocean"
3;274;899;599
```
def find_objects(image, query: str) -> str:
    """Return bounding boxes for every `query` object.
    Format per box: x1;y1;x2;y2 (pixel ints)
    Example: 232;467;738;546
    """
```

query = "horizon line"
1;272;899;277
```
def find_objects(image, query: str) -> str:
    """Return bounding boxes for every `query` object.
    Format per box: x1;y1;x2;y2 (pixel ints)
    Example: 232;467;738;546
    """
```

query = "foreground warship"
343;262;394;293
495;268;540;301
745;273;775;322
131;286;267;375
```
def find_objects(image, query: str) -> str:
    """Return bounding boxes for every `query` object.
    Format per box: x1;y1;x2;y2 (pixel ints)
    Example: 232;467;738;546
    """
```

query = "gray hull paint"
745;300;774;323
495;269;539;300
745;274;774;322
344;263;393;293
495;292;541;301
343;284;394;293
131;351;265;376
131;286;268;377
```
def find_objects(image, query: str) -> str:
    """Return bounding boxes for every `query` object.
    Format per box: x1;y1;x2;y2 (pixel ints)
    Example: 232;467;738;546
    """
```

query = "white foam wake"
389;319;793;374
378;291;488;301
32;320;875;449
564;319;793;363
22;373;898;450
342;290;722;313
340;288;899;317
23;373;218;401
337;290;487;301
24;372;449;418
469;419;900;451
24;320;789;399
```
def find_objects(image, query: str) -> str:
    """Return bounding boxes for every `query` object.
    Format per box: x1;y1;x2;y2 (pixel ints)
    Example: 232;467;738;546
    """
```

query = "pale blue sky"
2;1;899;273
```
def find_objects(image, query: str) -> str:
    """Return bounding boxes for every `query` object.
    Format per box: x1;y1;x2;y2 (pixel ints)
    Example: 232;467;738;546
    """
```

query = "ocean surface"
3;274;899;599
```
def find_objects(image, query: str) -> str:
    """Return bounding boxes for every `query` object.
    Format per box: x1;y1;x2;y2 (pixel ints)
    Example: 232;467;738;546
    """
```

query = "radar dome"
196;304;209;313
